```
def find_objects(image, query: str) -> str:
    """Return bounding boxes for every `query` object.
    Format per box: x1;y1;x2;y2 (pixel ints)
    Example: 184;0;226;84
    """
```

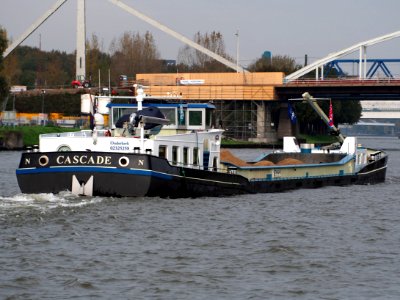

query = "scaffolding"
213;100;258;140
135;72;284;141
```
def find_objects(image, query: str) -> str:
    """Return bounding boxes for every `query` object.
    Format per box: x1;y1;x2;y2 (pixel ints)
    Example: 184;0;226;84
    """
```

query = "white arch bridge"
2;0;247;81
3;0;400;84
285;31;400;82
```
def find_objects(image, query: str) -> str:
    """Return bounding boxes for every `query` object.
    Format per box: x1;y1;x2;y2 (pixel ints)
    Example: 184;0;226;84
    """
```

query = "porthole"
38;155;49;166
119;156;129;167
57;145;71;152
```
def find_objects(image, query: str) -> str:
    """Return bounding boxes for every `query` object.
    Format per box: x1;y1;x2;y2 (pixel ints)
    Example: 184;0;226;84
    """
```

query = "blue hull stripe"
16;166;173;181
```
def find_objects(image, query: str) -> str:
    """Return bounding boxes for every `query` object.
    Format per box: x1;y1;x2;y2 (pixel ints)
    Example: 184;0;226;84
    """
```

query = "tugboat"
16;89;388;197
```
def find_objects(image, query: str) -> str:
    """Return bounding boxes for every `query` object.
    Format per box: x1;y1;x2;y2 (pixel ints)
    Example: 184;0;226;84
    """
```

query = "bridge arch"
284;30;400;83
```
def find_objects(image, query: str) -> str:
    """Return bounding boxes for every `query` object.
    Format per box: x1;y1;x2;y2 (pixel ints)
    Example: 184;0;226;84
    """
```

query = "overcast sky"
2;0;400;67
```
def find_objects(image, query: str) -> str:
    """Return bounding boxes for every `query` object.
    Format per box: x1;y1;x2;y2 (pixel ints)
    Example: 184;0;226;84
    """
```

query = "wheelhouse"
107;102;216;132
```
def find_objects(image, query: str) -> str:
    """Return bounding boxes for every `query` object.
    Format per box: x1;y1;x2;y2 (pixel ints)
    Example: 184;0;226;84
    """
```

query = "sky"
2;0;400;69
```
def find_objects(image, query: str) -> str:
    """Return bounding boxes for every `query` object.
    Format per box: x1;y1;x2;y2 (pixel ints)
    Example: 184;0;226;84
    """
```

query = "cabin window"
193;147;199;166
160;108;176;126
172;146;179;165
112;108;136;127
183;147;189;165
159;145;167;158
188;110;203;126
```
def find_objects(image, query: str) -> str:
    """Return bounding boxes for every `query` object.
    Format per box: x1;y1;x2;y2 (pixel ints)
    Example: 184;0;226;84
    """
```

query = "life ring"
38;155;49;166
119;156;130;167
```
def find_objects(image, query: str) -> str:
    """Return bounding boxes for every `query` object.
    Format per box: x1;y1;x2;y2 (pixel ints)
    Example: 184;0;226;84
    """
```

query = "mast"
76;0;86;80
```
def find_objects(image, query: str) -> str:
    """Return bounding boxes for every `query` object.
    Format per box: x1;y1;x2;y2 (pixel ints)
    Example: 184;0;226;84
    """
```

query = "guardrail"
284;77;400;85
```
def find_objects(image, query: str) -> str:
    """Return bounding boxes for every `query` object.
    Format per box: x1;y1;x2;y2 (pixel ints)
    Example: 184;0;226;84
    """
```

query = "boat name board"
55;155;112;165
21;153;148;169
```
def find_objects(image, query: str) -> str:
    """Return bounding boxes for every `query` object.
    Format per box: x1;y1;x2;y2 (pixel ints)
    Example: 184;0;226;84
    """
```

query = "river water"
1;137;400;299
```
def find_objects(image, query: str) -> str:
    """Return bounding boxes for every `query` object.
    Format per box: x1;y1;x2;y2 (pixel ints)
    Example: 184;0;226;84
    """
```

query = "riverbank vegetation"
0;27;362;142
0;125;338;149
0;125;80;147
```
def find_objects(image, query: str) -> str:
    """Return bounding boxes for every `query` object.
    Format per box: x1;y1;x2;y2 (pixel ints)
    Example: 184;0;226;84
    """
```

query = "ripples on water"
1;137;400;299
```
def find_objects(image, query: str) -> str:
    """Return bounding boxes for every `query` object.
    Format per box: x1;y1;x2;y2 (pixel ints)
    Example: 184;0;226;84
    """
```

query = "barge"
16;89;388;197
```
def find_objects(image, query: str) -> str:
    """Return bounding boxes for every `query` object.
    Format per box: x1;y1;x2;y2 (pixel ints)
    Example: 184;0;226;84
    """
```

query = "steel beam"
3;0;69;58
285;30;400;82
108;0;247;73
76;0;86;80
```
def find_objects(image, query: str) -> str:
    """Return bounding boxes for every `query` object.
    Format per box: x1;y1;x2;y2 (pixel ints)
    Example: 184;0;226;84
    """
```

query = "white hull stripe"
358;165;387;176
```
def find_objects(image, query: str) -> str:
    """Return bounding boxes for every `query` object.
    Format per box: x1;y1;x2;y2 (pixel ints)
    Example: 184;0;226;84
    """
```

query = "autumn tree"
109;31;162;79
177;31;234;72
2;37;20;86
2;45;75;88
0;27;9;101
293;99;362;135
40;50;73;88
248;54;302;74
86;33;111;86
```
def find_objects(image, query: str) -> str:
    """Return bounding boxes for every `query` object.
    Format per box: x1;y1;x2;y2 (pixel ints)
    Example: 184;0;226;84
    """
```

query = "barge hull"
16;151;388;198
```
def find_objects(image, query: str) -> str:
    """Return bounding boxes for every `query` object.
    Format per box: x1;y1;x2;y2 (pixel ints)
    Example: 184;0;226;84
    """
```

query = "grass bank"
1;125;339;149
221;138;281;148
297;134;338;145
0;125;80;147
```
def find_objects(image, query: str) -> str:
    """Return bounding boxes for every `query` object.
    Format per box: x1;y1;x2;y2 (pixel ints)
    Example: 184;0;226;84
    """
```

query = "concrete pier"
277;103;295;139
0;131;24;150
249;101;278;143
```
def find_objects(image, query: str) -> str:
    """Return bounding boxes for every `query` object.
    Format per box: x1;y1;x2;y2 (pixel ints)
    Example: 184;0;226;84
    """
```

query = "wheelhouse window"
188;110;203;126
112;107;136;127
160;108;176;126
159;145;167;158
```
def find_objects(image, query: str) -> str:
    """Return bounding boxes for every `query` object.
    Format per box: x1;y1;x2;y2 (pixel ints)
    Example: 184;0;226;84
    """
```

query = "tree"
177;31;234;72
248;54;302;74
109;31;162;79
86;33;111;86
2;46;76;88
2;49;20;85
41;53;70;88
0;27;9;101
293;99;362;135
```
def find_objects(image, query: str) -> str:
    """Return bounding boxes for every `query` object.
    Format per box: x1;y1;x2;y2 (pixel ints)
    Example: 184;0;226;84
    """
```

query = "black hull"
16;151;388;198
16;151;249;198
355;154;388;185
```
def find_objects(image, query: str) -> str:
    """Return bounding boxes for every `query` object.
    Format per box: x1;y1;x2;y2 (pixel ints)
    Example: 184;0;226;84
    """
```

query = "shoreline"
1;126;343;150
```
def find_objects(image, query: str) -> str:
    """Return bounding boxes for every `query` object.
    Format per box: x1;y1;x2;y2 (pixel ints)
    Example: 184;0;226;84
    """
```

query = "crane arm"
301;92;345;143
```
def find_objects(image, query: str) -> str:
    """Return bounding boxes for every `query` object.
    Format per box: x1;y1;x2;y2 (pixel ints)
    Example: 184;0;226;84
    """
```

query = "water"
1;137;400;299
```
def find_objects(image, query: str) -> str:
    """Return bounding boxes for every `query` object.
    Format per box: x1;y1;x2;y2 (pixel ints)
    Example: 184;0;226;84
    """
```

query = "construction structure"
136;72;285;142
